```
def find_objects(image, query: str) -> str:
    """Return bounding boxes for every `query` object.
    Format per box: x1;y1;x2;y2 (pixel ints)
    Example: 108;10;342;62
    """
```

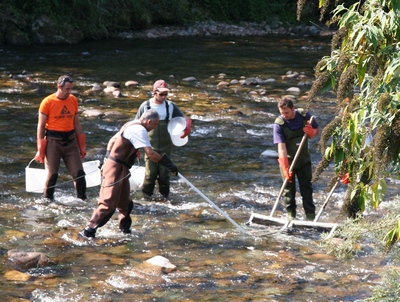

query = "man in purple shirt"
273;97;319;221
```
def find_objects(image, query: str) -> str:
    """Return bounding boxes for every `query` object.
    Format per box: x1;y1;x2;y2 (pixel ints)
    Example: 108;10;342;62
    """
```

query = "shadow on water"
0;36;386;301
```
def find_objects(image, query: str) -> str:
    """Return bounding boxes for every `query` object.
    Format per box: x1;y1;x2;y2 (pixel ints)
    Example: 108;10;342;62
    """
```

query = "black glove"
159;153;178;175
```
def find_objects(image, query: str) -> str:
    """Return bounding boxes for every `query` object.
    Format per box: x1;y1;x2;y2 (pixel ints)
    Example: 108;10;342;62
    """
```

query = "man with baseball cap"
135;79;192;201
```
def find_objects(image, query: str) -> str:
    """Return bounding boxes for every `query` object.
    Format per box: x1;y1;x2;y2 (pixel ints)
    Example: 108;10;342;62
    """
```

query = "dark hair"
277;97;294;109
57;75;73;87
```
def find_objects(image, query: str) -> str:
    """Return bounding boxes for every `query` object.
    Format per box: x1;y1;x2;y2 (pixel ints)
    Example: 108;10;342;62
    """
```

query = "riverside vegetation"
0;0;343;46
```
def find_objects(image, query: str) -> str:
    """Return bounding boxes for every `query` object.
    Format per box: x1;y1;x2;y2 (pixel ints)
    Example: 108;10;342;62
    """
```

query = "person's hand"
277;157;293;182
159;153;178;175
168;163;178;174
180;117;192;138
34;138;48;163
303;124;318;139
341;172;350;184
76;134;86;159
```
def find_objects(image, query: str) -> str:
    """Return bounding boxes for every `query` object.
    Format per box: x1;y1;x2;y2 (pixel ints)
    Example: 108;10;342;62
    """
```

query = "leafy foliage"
302;0;400;247
0;0;318;41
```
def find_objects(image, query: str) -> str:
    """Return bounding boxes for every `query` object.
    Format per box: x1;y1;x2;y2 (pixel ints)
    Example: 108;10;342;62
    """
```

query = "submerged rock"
7;249;55;269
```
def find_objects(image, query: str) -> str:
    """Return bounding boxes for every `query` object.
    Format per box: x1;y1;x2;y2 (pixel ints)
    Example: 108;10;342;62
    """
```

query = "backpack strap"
274;116;285;125
165;101;170;123
274;108;308;125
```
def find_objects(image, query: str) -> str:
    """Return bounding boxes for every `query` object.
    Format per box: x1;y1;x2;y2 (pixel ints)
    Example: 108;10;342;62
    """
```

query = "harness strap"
107;155;132;169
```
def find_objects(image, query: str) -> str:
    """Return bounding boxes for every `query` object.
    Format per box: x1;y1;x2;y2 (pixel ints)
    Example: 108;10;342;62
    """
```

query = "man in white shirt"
79;110;178;238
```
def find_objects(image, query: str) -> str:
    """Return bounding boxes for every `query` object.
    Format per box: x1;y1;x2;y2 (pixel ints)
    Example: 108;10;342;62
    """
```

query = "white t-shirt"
149;101;170;120
122;124;151;149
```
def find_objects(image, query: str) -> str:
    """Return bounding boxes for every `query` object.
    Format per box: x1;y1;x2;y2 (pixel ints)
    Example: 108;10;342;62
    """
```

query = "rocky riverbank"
2;19;335;46
111;20;336;40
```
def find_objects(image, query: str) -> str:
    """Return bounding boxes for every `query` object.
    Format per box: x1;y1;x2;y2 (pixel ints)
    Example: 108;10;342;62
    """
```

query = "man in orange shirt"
34;75;87;201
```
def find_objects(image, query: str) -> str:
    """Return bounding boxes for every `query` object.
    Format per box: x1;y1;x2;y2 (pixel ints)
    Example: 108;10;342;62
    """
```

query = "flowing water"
0;36;390;301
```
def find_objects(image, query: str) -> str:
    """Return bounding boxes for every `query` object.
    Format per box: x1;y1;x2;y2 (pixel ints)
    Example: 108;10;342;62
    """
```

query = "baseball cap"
153;80;170;93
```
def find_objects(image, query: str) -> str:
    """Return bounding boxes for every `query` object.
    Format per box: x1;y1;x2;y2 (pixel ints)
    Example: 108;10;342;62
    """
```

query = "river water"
0;35;388;301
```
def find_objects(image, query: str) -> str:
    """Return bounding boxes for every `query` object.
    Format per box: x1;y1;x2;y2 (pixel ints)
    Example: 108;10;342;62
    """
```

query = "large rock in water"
145;255;177;273
81;109;105;118
7;249;55;269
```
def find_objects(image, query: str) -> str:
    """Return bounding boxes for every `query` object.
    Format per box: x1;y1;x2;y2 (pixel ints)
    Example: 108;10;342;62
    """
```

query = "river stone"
145;255;177;273
260;150;278;158
103;86;119;93
81;109;105;118
103;81;120;88
7;249;55;269
243;77;258;85
125;80;138;87
217;81;230;88
92;84;102;91
265;78;276;84
4;269;30;281
104;111;128;119
286;87;300;95
182;77;196;81
83;98;100;103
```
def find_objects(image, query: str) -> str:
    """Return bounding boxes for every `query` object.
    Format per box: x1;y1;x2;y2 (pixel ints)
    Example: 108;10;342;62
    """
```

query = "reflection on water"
0;36;384;301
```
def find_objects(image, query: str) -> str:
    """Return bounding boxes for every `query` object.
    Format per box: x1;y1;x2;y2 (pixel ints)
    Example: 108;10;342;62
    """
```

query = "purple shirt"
273;110;318;144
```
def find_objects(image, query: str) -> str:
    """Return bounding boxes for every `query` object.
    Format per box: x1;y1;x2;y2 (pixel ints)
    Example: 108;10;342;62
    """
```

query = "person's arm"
74;114;86;158
37;113;47;139
277;142;288;158
277;142;293;182
142;146;178;174
34;113;48;163
74;113;84;135
142;146;162;162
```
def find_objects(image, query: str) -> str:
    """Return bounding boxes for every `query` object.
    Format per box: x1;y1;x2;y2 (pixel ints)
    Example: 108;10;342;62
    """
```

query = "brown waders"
44;135;86;200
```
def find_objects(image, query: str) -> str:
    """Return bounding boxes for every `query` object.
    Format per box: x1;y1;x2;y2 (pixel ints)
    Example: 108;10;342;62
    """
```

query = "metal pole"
178;173;250;236
314;180;339;222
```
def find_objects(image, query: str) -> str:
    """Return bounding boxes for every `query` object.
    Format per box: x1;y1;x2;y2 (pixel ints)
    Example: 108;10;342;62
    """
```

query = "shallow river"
0;35;389;301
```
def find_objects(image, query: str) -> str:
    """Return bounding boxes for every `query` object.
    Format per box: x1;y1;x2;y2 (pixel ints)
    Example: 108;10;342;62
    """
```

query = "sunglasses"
58;76;73;86
158;93;168;96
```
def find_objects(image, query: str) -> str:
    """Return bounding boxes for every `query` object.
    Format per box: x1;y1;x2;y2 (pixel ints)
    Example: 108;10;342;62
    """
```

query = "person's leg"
81;163;125;238
142;156;158;198
283;180;297;219
298;163;315;220
158;163;170;198
117;180;134;233
44;139;61;200
63;139;86;200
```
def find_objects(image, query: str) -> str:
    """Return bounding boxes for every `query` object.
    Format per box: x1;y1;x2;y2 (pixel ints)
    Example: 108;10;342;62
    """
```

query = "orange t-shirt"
39;93;78;132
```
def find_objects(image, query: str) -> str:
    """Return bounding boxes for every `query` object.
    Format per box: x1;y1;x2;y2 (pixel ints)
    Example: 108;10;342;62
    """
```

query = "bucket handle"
26;158;42;169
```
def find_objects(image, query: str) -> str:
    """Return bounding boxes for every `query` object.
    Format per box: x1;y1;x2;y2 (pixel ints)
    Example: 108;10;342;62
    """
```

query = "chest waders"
275;109;315;219
143;102;174;198
44;130;86;201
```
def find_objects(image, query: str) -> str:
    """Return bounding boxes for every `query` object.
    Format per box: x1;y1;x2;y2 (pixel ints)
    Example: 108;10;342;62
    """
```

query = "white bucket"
168;117;188;146
25;159;101;193
83;160;101;187
129;166;145;190
25;159;48;193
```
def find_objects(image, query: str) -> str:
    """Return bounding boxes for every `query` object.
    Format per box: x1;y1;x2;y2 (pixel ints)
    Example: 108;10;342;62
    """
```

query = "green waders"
142;120;173;198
